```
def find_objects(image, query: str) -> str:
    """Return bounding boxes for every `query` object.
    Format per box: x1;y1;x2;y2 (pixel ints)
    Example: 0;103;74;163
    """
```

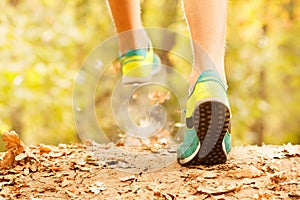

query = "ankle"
118;29;149;54
189;68;201;87
188;68;228;90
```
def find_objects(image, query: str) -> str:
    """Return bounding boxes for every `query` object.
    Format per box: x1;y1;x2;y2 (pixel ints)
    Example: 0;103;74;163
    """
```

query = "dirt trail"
0;134;299;199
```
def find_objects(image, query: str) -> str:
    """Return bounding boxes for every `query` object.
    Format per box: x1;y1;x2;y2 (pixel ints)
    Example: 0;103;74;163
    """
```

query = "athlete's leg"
108;0;149;54
178;0;231;165
183;0;228;86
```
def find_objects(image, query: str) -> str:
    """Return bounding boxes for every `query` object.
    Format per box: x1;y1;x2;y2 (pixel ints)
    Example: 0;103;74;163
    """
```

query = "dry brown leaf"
51;166;63;172
154;190;175;200
65;189;77;198
23;167;30;176
197;184;243;195
58;143;67;149
282;143;300;157
39;145;52;154
119;175;136;182
0;151;15;169
0;186;10;197
288;191;300;198
203;171;218;179
144;144;161;153
61;178;72;188
29;164;38;172
48;151;64;158
129;182;140;193
2;131;25;154
89;181;106;194
0;180;13;188
24;148;39;161
261;163;279;173
228;165;263;179
15;153;27;161
79;167;91;172
148;91;170;105
14;165;25;171
146;183;175;199
269;171;288;183
0;131;26;169
77;161;86;166
115;141;125;147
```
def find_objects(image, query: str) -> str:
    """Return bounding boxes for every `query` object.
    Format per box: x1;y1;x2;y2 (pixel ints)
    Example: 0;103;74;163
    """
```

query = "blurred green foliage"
0;0;299;151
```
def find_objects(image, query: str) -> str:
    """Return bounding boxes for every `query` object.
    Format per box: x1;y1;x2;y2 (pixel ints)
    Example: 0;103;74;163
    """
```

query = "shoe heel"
190;101;230;165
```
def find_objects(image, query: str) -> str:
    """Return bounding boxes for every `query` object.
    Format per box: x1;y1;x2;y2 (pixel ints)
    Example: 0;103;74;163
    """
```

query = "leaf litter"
0;131;299;199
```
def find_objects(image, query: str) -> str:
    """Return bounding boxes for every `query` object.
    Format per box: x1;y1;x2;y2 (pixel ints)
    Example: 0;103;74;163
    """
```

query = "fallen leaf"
3;174;15;181
23;167;30;176
145;144;161;153
0;151;15;169
0;131;25;169
39;146;52;154
278;180;299;186
203;171;218;179
0;186;10;197
197;184;243;195
261;163;279;173
29;164;38;172
41;172;55;177
180;173;198;181
119;175;136;182
148;91;170;105
95;181;106;188
48;151;64;158
0;181;12;188
228;165;263;179
129;182;140;193
14;165;25;171
15;153;28;161
58;143;67;149
51;166;62;172
65;189;77;198
282;143;300;157
61;178;72;188
269;171;288;183
89;181;106;194
85;155;99;166
289;191;300;198
159;138;168;145
154;190;176;200
24;148;39;161
2;131;25;154
115;141;125;147
78;167;90;172
77;161;86;166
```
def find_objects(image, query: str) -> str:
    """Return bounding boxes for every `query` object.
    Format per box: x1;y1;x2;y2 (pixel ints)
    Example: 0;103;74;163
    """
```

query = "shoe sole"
189;101;230;165
177;140;201;165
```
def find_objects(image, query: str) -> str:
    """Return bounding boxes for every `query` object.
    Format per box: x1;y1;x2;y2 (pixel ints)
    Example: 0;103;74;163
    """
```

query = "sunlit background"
1;0;299;150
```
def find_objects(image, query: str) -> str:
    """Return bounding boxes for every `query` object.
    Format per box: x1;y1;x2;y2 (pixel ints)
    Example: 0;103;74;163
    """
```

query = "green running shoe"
120;45;161;85
177;70;232;165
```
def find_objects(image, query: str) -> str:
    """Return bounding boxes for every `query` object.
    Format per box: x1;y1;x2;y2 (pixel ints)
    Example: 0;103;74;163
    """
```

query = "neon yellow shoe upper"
177;70;232;165
185;71;230;117
119;46;160;84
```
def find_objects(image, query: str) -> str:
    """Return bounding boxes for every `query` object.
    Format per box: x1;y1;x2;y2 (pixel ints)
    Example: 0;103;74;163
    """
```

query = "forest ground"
0;132;299;200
